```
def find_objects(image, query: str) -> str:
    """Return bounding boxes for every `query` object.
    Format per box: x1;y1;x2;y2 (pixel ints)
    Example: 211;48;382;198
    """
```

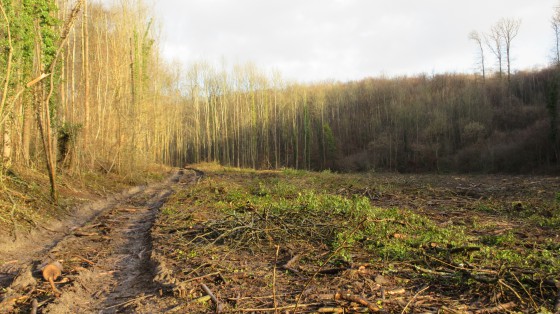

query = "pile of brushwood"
152;163;560;313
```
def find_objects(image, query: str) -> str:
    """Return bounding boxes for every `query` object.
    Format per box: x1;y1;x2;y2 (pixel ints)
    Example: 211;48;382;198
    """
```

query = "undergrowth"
156;164;560;312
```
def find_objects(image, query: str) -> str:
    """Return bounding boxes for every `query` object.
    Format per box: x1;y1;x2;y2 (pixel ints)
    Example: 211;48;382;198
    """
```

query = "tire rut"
0;168;202;313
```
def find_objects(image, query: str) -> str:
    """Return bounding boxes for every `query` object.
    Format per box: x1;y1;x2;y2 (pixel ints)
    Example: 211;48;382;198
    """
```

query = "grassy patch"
152;165;560;313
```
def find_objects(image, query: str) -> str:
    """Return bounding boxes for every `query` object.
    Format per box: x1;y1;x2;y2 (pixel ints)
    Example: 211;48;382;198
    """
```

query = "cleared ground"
1;164;559;313
150;164;560;313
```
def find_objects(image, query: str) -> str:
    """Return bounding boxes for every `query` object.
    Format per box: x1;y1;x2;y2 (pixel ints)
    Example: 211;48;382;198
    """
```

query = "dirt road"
0;168;199;313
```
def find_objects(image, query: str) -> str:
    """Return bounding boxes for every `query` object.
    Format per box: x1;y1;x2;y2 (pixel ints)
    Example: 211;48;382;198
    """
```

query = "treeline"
1;0;559;205
0;0;186;200
178;65;560;173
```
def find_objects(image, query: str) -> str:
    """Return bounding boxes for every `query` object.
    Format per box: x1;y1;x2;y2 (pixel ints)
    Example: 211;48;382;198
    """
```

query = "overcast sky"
151;0;558;83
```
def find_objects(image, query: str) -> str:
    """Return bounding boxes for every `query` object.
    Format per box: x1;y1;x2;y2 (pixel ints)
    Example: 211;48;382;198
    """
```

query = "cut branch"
334;292;380;312
554;280;560;314
474;301;516;314
201;283;223;313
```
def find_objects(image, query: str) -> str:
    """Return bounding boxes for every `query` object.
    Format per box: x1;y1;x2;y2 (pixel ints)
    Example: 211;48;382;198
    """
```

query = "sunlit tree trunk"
0;2;13;170
82;0;90;165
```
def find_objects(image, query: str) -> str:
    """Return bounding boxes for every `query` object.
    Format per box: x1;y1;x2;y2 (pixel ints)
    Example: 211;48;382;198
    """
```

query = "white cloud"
152;0;558;82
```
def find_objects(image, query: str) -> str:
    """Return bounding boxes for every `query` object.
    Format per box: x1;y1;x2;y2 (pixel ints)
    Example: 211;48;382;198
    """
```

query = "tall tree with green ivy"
1;0;59;171
1;0;85;202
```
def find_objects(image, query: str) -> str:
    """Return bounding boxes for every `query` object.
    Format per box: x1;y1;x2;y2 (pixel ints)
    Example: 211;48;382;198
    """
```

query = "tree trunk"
83;0;90;166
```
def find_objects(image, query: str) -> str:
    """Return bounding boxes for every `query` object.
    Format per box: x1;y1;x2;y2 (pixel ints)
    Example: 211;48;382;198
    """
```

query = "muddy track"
0;168;202;313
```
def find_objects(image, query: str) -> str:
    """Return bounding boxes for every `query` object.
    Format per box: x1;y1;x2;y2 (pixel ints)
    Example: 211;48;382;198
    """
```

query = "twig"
424;253;496;274
293;219;366;313
462;270;498;284
168;303;185;313
334;292;380;312
3;73;50;126
227;292;298;301
73;231;99;237
405;263;450;276
554;280;560;314
474;301;516;313
498;279;524;305
237;302;323;312
317;307;344;313
401;286;429;314
211;225;251;245
75;255;95;266
184;263;212;277
30;298;38;314
201;283;223;313
184;271;221;283
273;245;280;314
39;225;65;233
509;271;537;310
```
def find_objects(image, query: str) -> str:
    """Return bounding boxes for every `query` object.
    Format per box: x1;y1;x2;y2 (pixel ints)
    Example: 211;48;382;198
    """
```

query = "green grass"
180;167;558;267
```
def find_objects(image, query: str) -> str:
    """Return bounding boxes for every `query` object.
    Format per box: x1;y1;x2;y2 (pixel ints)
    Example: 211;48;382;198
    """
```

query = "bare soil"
0;168;198;313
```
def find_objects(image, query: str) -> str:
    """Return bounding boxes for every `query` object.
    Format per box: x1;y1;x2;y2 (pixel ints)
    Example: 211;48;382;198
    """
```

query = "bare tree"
496;18;521;82
485;18;521;82
552;4;560;65
469;30;486;82
485;25;504;79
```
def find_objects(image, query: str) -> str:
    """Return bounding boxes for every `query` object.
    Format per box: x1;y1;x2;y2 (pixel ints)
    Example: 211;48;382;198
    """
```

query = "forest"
1;0;559;197
1;1;560;313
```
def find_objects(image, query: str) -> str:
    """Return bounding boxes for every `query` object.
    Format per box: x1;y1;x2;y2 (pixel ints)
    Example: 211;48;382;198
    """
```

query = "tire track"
0;168;202;313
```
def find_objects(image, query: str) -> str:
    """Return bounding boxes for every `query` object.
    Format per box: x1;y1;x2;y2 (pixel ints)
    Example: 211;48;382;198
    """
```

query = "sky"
150;0;558;83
